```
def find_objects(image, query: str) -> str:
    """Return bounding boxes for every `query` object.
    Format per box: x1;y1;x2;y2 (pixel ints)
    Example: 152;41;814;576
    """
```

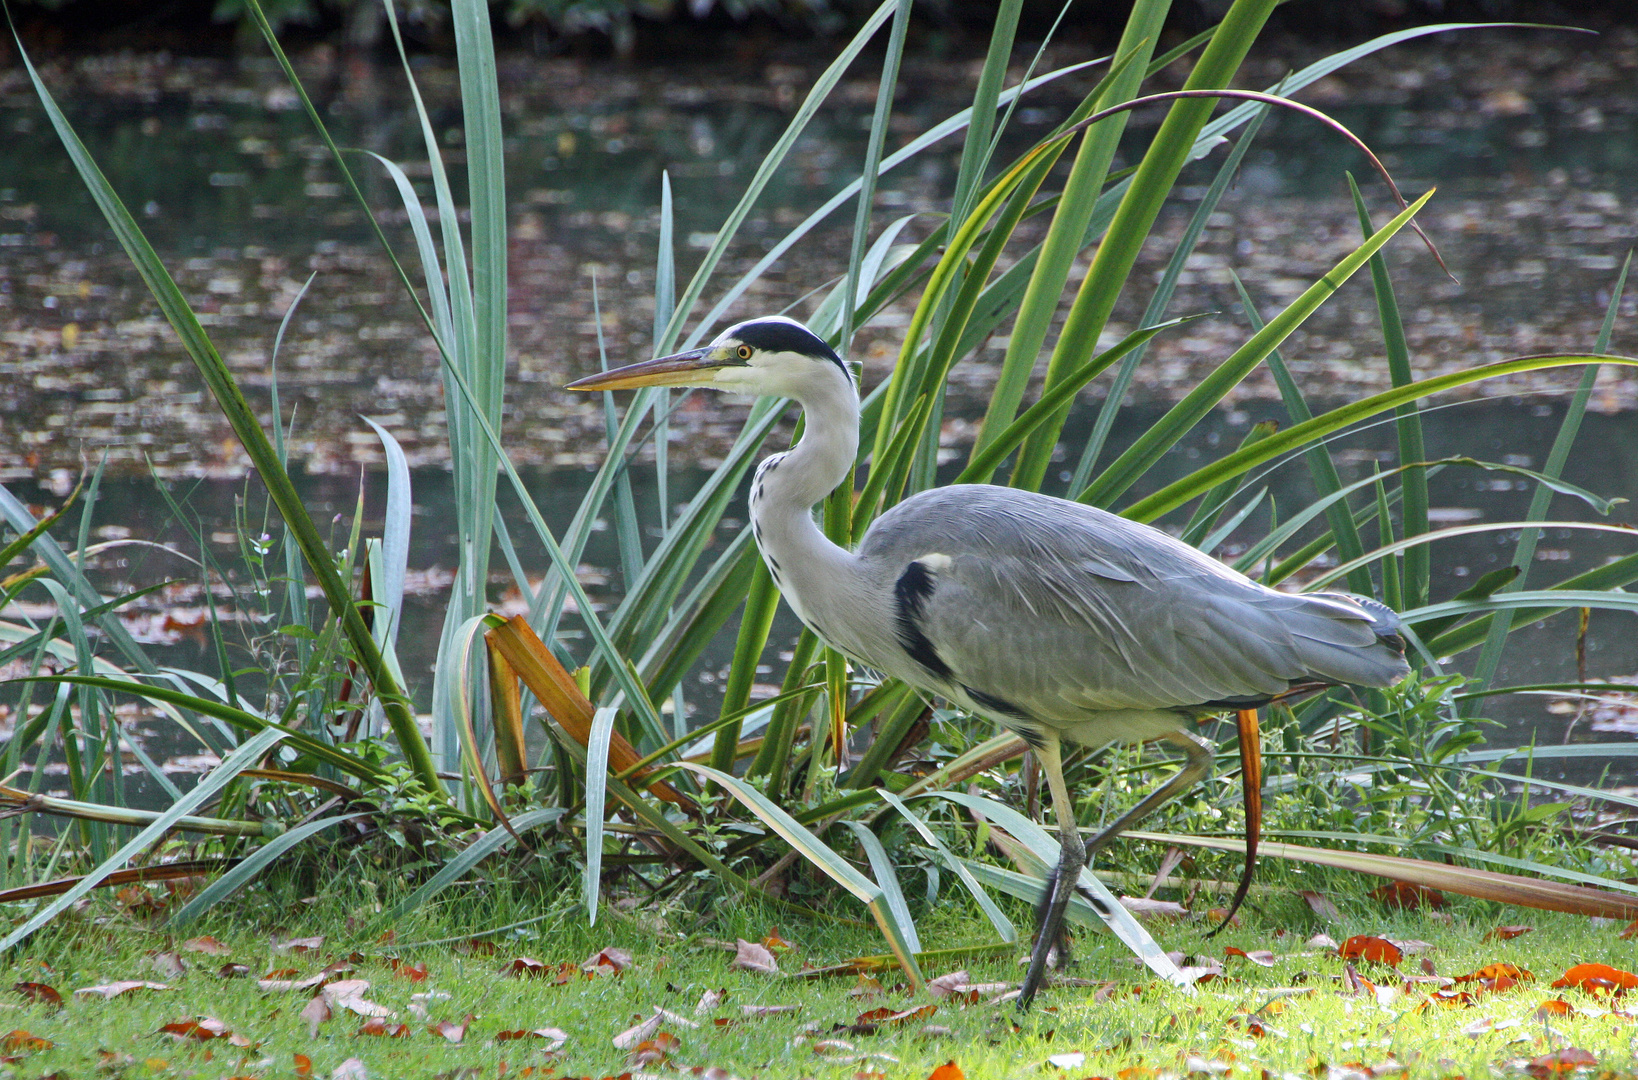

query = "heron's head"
565;316;850;399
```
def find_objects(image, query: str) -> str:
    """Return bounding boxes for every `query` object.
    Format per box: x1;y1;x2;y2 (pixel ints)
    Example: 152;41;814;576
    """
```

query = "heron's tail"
1289;591;1411;689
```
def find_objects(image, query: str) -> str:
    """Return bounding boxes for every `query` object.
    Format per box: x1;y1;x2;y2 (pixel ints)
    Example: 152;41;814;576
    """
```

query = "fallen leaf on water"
627;1031;681;1067
355;1018;410;1038
1526;1048;1598;1078
1;1030;52;1053
1369;882;1446;910
1224;947;1275;967
1552;963;1638;993
1338;936;1402;967
158;1017;229;1041
926;1062;965;1080
181;936;232;955
730;939;779;976
1485;925;1534;942
74;981;171;1000
428;1015;473;1043
12;982;61;1008
300;994;332;1038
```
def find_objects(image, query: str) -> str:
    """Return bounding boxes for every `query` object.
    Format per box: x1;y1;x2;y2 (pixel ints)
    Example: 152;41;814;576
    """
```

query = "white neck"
748;366;861;633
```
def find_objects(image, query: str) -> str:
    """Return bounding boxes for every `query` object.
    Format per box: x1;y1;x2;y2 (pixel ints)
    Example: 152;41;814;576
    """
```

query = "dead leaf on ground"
330;1057;368;1080
1300;891;1340;921
1176;959;1224;986
181;936;232;955
158;1017;229;1041
694;987;727;1013
356;1018;410;1038
300;994;332;1037
1536;998;1578;1020
762;928;794;952
730;939;779;975
926;1063;965;1080
1224;947;1275;967
1305;933;1339;950
74;981;171;1000
495;1027;569;1050
1485;925;1534;942
428;1015;473;1043
1203;907;1242;929
613;1006;700;1049
1526;1048;1598;1078
581;947;633;976
742;1003;802;1016
218;963;251;979
1552;963;1638;993
294;1052;313;1076
1454;962;1533;992
147;951;187;980
324;980;393;1019
847;975;885;1000
1120;896;1188;919
1369;881;1446;910
1338;936;1402;967
626;1031;681;1067
1;1030;52;1053
845;1003;937;1035
12;983;61;1008
276;936;326;955
387;959;429;983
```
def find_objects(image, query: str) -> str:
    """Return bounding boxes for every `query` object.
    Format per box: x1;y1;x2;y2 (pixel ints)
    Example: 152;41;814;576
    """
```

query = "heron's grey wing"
860;486;1402;722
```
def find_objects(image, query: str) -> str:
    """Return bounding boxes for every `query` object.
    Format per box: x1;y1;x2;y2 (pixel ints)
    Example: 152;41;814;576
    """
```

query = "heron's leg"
1083;729;1214;860
1018;733;1082;1012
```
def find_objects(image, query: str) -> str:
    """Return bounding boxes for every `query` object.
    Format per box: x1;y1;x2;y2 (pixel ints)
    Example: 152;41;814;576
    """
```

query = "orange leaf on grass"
1;1030;52;1053
294;1053;312;1076
388;959;428;983
926;1062;965;1080
1369;881;1446;910
1223;947;1275;967
1338;936;1402;967
181;936;231;956
1458;965;1530;993
762;928;795;952
1552;963;1638;993
1484;925;1534;942
355;1018;410;1038
158;1017;229;1041
12;983;61;1008
1535;998;1577;1019
626;1032;682;1068
581;947;633;977
1526;1048;1598;1078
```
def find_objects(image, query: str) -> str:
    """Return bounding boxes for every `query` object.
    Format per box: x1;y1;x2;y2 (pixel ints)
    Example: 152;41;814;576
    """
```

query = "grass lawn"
4;878;1638;1079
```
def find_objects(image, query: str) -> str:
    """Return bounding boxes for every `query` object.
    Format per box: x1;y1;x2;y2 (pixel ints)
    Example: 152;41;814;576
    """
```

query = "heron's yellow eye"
736;344;753;361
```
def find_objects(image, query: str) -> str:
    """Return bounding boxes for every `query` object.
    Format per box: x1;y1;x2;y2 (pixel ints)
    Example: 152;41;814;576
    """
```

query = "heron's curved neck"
750;368;859;585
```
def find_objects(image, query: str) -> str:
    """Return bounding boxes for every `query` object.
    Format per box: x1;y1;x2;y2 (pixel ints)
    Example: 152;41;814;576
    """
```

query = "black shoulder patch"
734;320;847;377
894;561;951;680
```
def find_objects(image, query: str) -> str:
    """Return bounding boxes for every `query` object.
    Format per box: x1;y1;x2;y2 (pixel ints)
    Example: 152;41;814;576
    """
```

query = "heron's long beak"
564;347;721;391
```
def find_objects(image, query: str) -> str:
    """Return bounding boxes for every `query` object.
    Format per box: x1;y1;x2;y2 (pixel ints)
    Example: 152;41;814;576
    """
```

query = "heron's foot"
1017;832;1087;1011
1031;866;1076;968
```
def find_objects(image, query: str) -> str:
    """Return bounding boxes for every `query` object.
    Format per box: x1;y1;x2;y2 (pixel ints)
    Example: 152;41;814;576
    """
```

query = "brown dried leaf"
276;936;326;954
218;963;251;979
181;935;232;955
581;947;633;976
1369;881;1447;910
73;981;171;1000
159;1016;229;1041
355;1018;410;1038
1552;963;1638;993
730;939;779;975
300;994;332;1038
626;1031;681;1067
1526;1048;1598;1078
1223;947;1275;967
762;928;795;952
12;982;61;1008
330;1056;368;1080
147;951;186;980
428;1015;473;1043
1;1029;53;1053
1484;925;1534;942
1300;891;1340;921
1338;936;1402;967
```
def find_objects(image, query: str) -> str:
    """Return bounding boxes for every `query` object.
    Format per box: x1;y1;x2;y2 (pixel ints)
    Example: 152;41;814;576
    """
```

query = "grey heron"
567;315;1410;1008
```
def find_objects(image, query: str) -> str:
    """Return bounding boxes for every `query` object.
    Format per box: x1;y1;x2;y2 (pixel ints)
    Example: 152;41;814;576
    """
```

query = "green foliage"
3;0;1637;975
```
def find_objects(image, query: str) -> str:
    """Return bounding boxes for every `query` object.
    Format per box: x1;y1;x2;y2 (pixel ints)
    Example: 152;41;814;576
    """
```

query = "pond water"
2;25;1638;797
